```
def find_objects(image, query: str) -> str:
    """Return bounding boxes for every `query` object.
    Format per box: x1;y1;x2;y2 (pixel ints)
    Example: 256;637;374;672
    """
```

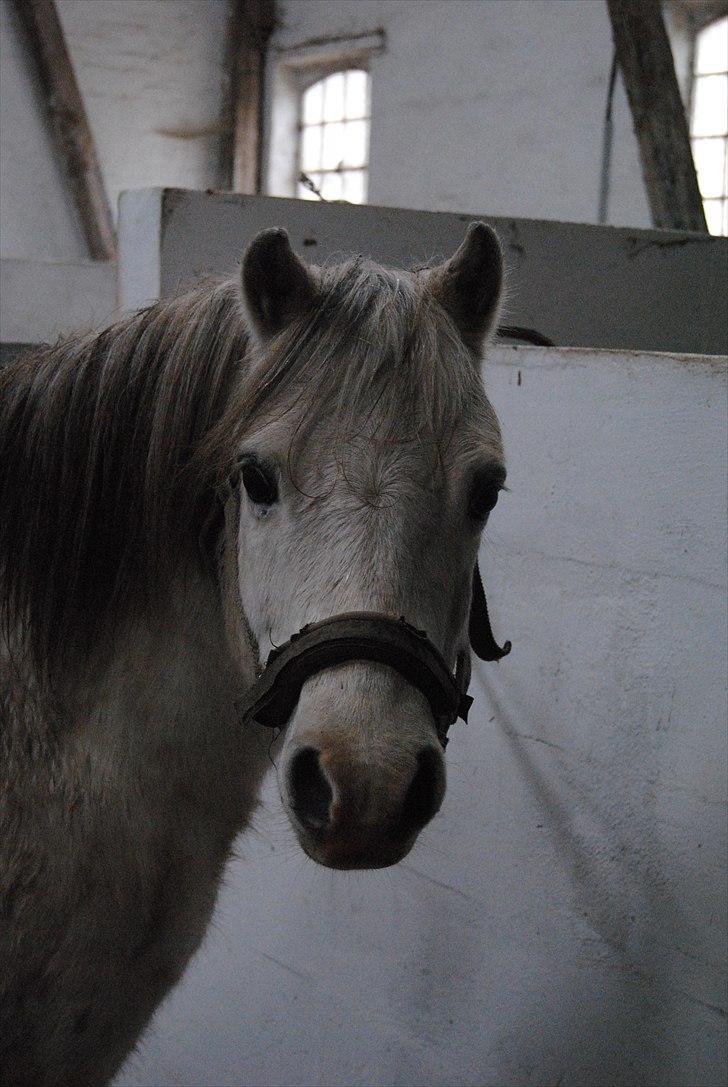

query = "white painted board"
115;344;728;1087
118;189;728;356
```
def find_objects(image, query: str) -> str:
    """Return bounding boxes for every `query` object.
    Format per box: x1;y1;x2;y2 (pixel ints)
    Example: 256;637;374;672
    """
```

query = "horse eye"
241;461;278;506
467;482;501;523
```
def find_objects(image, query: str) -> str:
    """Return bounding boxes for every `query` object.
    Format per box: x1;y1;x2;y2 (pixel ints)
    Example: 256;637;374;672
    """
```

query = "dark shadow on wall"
479;669;720;1087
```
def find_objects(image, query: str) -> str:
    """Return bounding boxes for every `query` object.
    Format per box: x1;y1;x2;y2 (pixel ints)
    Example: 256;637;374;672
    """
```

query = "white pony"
0;223;506;1086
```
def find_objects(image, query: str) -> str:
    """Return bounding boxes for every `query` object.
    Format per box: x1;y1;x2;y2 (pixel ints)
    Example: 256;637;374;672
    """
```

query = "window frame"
265;34;382;203
666;1;728;234
688;12;728;234
296;67;371;204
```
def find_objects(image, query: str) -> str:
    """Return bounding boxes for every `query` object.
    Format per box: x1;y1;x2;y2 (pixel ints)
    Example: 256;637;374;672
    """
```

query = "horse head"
218;224;507;869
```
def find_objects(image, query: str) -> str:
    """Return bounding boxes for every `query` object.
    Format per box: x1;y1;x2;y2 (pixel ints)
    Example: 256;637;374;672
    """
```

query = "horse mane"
0;278;249;680
0;256;491;684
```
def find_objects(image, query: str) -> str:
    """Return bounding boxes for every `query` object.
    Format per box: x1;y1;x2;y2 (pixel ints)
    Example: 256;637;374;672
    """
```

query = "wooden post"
12;0;116;260
606;0;708;233
218;0;277;193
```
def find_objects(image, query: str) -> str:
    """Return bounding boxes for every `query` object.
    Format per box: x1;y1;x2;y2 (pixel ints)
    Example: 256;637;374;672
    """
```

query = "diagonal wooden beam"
606;0;708;233
218;0;277;193
12;0;116;260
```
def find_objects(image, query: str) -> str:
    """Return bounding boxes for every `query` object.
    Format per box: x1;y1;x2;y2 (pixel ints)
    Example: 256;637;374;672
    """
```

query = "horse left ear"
425;222;504;355
241;228;320;341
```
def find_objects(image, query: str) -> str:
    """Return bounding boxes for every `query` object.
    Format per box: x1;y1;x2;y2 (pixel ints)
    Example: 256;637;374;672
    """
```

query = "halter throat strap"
235;613;474;748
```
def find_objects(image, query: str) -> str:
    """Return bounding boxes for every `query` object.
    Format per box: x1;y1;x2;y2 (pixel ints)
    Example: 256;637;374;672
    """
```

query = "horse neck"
2;562;266;829
99;561;261;766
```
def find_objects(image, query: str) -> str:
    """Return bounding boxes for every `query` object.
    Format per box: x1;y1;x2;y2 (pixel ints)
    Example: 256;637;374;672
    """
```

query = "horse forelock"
199;258;496;485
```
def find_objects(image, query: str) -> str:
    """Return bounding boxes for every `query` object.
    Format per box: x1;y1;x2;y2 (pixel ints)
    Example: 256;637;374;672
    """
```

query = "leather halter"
235;562;510;748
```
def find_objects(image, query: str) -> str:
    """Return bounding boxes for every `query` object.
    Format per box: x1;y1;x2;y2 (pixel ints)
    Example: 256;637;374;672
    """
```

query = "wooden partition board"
118;188;727;356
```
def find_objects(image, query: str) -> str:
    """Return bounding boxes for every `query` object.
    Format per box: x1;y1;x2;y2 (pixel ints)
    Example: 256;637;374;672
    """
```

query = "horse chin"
295;829;418;871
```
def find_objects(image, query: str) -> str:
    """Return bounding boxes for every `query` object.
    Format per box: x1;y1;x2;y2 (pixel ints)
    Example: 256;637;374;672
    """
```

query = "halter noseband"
235;563;510;749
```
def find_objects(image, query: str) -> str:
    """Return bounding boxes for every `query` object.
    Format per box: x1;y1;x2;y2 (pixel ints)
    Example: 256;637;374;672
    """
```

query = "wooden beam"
606;0;708;232
12;0;116;260
218;0;277;193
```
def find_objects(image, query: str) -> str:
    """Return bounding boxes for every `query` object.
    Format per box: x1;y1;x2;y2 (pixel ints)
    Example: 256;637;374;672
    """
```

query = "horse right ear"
241;228;320;341
425;222;504;356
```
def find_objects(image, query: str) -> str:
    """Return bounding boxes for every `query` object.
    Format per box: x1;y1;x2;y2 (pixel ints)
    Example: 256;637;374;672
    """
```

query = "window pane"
693;137;726;197
342;119;368;168
345;70;369;119
319;172;343;201
695;16;728;76
691;74;728;136
341;170;366;204
703;198;724;233
302;81;323;125
297;68;370;206
300;125;322;172
321;121;345;170
323;72;346;122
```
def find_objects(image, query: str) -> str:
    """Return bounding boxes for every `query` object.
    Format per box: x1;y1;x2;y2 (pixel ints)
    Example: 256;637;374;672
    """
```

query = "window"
690;16;728;235
297;70;370;204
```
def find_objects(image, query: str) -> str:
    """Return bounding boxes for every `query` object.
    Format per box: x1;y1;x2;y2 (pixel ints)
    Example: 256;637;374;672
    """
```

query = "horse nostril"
288;747;333;834
398;748;445;837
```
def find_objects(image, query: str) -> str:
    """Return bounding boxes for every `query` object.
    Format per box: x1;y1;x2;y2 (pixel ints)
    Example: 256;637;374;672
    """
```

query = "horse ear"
425;222;504;355
241;228;320;340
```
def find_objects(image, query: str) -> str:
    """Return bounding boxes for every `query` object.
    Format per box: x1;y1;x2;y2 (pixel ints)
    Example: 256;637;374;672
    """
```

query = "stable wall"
114;340;727;1087
267;0;651;227
55;0;228;218
1;0;653;267
0;0;87;260
0;0;227;260
118;189;728;356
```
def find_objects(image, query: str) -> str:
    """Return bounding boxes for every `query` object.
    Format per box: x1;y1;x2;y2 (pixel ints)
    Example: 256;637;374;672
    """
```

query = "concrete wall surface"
0;0;227;259
0;0;87;260
55;0;228;216
114;343;728;1087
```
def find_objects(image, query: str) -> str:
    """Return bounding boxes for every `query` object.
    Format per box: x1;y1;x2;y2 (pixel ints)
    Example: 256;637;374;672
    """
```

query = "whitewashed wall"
0;0;86;260
115;343;727;1087
56;0;228;218
268;0;651;227
0;0;227;261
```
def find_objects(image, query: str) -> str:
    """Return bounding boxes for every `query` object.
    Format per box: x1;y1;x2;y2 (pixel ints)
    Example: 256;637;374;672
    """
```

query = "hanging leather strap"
469;562;511;661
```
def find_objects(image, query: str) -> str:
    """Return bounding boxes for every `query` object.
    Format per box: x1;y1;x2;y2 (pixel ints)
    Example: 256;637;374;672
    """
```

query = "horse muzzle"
284;743;446;870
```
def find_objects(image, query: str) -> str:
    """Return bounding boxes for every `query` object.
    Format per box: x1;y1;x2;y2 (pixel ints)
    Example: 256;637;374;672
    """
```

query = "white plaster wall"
55;0;228;218
0;0;87;260
0;0;227;261
115;344;727;1087
269;0;651;227
0;257;116;342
